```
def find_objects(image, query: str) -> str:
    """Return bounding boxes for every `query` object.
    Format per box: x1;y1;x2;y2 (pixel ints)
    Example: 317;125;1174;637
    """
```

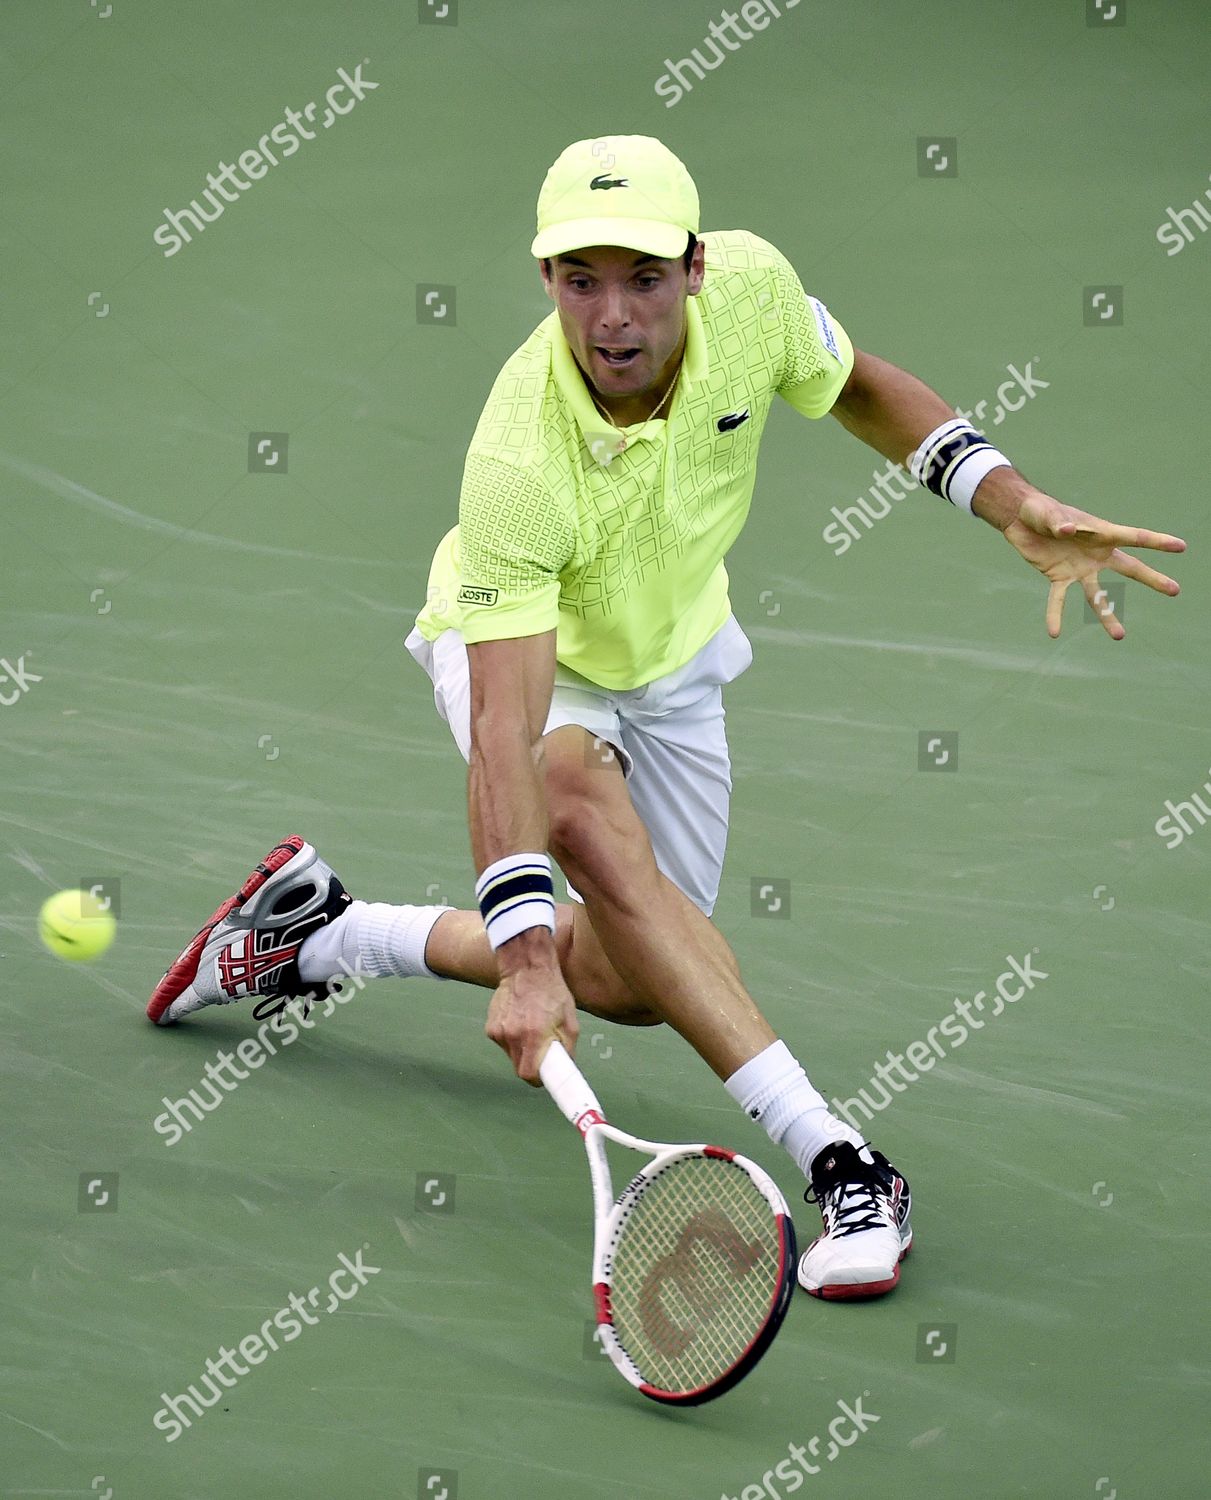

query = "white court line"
0;1408;70;1451
0;452;393;567
747;622;1104;676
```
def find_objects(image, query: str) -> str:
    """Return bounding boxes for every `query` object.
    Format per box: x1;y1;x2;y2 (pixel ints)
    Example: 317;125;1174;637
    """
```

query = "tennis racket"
539;1038;797;1405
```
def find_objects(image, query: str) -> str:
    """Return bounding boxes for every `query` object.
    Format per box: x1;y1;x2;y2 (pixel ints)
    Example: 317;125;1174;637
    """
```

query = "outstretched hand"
1003;491;1186;639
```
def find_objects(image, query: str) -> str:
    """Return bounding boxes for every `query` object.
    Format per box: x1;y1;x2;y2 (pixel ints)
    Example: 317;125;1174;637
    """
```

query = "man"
148;136;1184;1300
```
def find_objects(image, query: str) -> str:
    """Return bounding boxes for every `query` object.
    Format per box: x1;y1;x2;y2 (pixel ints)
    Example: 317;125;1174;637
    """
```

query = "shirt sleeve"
455;451;575;644
771;248;856;419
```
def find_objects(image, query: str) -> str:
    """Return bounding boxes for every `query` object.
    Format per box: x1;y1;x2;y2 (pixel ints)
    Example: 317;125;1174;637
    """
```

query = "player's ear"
687;239;706;296
540;257;556;300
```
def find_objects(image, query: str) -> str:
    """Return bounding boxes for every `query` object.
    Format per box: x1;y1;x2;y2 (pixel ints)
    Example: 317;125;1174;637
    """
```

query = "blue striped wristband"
909;419;1012;514
475;852;557;950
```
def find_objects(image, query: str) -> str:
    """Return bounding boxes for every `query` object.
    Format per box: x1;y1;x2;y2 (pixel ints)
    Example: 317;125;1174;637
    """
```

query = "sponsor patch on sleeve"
457;585;499;607
807;296;842;364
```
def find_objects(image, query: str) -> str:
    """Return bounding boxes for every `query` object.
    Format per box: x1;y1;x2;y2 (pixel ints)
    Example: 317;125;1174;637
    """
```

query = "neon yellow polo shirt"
413;230;854;689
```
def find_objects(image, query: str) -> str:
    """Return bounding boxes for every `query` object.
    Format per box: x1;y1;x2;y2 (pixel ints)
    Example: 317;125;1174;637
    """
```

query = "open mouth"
597;347;641;367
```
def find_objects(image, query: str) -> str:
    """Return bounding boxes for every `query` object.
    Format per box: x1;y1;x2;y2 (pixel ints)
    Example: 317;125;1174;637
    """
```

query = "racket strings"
608;1156;784;1396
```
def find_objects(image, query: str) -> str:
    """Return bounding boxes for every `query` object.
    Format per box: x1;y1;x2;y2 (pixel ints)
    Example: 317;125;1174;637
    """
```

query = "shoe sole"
802;1235;913;1301
146;837;308;1025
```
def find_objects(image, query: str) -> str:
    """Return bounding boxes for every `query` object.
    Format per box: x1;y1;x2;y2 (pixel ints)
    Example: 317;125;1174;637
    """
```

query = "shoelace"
812;1177;890;1237
805;1151;892;1238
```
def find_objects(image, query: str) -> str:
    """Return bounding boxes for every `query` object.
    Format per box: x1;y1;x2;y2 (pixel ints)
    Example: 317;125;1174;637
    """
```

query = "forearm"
467;729;560;978
468;722;547;874
833;351;1032;531
465;630;562;978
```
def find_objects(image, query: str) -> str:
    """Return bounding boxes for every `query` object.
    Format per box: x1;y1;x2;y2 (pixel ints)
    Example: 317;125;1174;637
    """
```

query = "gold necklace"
588;362;681;452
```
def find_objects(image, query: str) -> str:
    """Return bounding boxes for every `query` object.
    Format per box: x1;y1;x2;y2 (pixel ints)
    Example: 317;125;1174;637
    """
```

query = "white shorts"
403;615;754;916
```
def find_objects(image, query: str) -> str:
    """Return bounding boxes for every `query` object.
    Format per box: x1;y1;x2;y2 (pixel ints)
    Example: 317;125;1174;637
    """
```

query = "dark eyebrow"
556;253;663;270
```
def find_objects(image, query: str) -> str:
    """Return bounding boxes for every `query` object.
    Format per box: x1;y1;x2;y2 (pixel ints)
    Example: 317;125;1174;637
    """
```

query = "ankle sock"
723;1039;869;1178
297;901;452;983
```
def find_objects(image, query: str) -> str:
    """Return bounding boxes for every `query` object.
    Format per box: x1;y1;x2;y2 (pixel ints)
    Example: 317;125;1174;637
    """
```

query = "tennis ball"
38;888;116;962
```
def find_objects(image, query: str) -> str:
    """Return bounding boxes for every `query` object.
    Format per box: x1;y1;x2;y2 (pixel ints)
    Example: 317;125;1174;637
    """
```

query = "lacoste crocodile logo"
589;174;629;190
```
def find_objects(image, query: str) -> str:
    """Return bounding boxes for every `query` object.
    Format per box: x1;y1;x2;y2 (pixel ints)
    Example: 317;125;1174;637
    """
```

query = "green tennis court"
3;1;1208;1495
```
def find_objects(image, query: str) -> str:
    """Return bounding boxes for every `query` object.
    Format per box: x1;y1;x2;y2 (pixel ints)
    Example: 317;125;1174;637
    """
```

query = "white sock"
724;1039;869;1179
297;901;452;983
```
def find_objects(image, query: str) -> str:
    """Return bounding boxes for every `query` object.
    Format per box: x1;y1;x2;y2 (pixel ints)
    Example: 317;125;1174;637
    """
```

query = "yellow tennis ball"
38;888;117;961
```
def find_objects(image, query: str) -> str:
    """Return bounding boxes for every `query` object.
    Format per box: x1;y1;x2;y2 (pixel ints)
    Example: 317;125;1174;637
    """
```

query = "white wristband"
949;447;1013;514
909;418;1012;515
475;852;557;951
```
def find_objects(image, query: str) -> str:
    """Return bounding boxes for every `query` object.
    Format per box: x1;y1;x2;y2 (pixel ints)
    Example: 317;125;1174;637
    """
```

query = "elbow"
832;348;880;419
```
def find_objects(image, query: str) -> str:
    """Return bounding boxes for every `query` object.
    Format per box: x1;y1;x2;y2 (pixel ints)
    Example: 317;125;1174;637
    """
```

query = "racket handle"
539;1038;605;1128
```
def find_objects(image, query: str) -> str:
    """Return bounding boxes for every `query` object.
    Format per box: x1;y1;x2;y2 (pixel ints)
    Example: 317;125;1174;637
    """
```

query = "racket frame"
540;1039;796;1405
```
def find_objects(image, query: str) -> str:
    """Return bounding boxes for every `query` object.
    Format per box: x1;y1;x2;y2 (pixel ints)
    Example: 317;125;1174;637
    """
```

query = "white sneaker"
797;1142;913;1299
146;836;351;1026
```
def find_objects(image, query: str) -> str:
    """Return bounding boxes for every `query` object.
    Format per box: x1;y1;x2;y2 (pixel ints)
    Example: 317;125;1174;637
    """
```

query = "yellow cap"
531;135;700;260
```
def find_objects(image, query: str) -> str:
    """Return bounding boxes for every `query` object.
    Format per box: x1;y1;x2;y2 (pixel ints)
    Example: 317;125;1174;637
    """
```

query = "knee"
547;778;608;878
547;790;597;875
546;776;646;902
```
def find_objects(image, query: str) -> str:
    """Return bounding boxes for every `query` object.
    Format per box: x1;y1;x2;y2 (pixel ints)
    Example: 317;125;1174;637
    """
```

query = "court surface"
2;1;1209;1496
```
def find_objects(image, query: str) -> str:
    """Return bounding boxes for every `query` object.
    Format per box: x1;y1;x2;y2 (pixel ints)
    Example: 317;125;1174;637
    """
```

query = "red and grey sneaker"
797;1142;913;1299
147;837;352;1026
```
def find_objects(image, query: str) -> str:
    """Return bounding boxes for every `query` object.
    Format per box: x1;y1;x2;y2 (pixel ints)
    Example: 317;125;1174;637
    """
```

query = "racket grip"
539;1039;605;1127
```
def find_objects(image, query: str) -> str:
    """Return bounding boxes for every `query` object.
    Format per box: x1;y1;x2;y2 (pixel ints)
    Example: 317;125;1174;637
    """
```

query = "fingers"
517;1015;579;1087
1046;577;1126;640
486;1006;579;1086
1047;563;1182;641
1106;526;1186;553
485;1019;544;1087
515;1029;548;1087
1045;578;1069;638
1061;519;1186;553
1081;578;1126;640
1106;548;1182;597
517;1043;546;1088
556;1016;578;1058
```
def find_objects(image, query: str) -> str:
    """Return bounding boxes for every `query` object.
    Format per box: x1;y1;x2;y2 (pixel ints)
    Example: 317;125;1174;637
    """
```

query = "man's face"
541;241;706;400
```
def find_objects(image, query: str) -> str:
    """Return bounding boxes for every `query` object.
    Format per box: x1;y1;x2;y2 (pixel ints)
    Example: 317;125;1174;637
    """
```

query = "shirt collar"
549;296;709;467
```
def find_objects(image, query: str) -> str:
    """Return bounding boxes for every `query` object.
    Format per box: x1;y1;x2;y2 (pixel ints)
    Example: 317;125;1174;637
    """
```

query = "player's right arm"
467;630;579;1085
455;452;579;1084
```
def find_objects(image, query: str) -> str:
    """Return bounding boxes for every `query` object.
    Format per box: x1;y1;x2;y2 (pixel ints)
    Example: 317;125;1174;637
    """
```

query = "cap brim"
531;216;691;260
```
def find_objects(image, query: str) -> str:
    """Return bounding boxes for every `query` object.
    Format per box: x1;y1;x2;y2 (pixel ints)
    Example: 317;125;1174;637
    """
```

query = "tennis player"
149;136;1185;1300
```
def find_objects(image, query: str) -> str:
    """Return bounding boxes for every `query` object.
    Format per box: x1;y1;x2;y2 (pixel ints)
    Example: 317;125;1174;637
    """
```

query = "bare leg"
539;726;774;1080
423;727;900;1300
423;903;661;1027
421;719;765;1068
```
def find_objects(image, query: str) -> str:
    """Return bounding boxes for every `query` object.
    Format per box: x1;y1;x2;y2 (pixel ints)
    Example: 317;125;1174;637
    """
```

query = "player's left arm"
829;348;1186;639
